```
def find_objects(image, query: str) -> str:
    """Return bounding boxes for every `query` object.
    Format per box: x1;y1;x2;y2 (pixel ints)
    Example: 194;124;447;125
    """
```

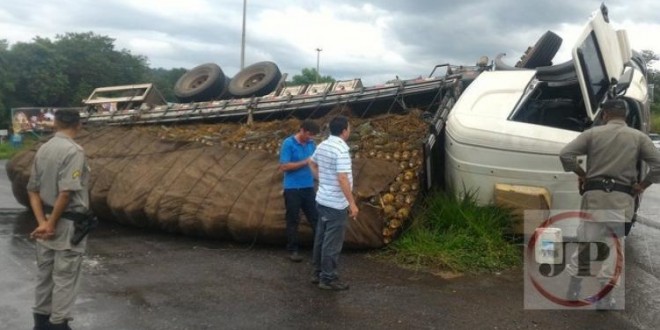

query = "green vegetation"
651;111;660;133
290;68;335;85
382;191;520;273
0;135;38;159
0;33;187;130
642;50;659;116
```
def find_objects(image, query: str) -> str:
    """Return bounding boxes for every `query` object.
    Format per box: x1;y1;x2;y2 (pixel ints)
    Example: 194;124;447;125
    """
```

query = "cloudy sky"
1;0;659;85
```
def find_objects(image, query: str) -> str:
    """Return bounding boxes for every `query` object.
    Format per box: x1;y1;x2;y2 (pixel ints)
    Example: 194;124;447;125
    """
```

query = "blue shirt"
312;135;353;210
279;135;316;189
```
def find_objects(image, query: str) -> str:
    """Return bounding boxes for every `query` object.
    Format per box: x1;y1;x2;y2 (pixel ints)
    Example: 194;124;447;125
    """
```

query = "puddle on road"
83;254;108;275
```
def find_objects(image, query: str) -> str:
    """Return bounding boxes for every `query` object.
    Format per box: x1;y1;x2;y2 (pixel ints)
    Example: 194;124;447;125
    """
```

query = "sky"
1;0;659;86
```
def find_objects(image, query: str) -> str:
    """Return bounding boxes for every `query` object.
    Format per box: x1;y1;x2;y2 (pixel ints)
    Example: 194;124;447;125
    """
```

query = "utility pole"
241;0;247;70
315;48;322;83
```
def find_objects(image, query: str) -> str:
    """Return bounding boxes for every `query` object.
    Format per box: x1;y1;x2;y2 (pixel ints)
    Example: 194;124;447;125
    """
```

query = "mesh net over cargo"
7;107;431;249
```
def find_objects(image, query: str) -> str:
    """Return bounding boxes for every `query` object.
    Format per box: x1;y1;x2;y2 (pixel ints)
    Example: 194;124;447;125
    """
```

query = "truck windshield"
577;31;609;115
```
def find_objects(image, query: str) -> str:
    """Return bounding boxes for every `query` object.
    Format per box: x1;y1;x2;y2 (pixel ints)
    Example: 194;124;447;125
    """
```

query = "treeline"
0;32;186;128
641;50;660;114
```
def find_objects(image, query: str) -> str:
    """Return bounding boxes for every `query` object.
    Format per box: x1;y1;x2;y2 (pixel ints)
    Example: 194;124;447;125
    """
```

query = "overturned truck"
8;62;477;248
6;5;650;246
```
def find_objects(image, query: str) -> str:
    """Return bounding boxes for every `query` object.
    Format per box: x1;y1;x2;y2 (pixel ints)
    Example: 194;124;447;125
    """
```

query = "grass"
381;190;520;274
0;135;38;159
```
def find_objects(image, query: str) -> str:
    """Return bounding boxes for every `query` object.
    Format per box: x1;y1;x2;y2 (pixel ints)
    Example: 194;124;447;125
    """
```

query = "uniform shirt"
279;135;316;189
559;119;660;221
27;132;91;252
312;135;353;210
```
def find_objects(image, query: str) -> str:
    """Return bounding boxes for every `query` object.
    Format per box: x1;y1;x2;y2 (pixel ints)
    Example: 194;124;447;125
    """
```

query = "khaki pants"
566;221;625;283
33;243;83;324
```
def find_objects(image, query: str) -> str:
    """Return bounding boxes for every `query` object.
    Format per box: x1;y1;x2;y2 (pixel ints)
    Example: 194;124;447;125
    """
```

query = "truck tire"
516;31;562;69
174;63;227;102
228;61;281;97
217;76;233;100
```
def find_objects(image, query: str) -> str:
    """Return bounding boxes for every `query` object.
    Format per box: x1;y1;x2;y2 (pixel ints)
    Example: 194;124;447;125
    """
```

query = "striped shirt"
312;135;353;210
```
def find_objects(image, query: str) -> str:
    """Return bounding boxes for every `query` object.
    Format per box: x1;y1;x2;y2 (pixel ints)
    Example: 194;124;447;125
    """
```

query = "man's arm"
277;138;311;172
27;191;47;226
559;131;589;177
309;160;318;180
633;136;660;194
29;190;71;239
337;173;358;219
278;158;311;172
47;190;71;227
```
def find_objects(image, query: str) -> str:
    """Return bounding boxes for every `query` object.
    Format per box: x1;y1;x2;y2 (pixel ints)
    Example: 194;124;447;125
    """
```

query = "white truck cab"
444;5;650;232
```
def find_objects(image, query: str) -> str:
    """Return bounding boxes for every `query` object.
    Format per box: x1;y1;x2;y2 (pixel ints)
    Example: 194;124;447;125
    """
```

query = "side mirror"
614;66;634;96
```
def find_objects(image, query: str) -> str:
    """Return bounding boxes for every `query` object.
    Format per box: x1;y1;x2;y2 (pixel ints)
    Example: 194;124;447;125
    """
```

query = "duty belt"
42;205;90;222
583;178;634;196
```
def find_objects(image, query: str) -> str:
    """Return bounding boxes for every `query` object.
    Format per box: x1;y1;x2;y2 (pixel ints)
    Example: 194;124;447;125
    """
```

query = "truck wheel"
228;61;281;97
174;63;227;102
217;76;233;100
516;31;562;68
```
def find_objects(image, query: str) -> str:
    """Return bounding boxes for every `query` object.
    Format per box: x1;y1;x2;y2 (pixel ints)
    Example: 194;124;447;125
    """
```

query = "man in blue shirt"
279;120;320;262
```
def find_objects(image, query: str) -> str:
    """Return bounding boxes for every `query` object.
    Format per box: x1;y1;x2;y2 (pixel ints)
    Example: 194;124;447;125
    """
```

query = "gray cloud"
1;0;657;86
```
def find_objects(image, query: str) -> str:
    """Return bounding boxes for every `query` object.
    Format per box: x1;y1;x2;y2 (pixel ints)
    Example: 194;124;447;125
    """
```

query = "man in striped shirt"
309;116;359;290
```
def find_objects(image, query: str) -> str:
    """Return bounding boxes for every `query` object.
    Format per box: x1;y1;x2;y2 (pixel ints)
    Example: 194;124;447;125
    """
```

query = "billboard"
10;107;83;134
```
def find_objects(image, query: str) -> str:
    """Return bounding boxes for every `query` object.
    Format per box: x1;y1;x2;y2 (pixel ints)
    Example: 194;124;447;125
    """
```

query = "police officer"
27;109;91;330
559;99;660;309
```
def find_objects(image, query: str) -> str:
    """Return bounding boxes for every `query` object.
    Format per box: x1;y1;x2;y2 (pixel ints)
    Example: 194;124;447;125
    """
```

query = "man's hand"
30;222;55;240
632;183;646;196
349;203;359;220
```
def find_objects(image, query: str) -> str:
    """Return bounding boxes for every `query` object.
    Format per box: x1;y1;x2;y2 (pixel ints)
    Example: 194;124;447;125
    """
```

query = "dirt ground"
4;159;659;330
1;210;642;330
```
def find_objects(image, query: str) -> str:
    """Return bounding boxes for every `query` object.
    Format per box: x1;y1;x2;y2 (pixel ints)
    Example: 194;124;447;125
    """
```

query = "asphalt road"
1;159;658;329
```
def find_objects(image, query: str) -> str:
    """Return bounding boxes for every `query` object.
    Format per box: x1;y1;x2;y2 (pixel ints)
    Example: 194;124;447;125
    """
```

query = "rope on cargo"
190;146;247;226
151;147;209;225
247;163;281;250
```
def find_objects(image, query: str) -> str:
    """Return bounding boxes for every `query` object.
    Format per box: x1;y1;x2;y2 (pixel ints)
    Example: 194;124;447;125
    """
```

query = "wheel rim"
189;75;209;90
243;73;266;88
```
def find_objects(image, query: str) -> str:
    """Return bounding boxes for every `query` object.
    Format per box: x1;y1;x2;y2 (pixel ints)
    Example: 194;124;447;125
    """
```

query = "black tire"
174;63;227;102
217;76;233;100
516;31;563;69
228;61;282;97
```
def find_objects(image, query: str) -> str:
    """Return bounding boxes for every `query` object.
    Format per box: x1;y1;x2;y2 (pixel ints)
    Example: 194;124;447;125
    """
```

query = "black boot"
566;276;582;300
33;313;51;330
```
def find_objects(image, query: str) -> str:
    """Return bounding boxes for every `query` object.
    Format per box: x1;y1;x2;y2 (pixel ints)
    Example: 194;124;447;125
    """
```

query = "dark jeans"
284;188;318;252
313;204;348;284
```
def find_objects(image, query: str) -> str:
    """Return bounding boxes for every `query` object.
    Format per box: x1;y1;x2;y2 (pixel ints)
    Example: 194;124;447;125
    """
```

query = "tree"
0;39;14;128
651;72;660;114
290;68;335;85
641;49;659;71
147;67;187;102
52;32;149;105
6;38;69;107
0;32;152;111
640;50;660;114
